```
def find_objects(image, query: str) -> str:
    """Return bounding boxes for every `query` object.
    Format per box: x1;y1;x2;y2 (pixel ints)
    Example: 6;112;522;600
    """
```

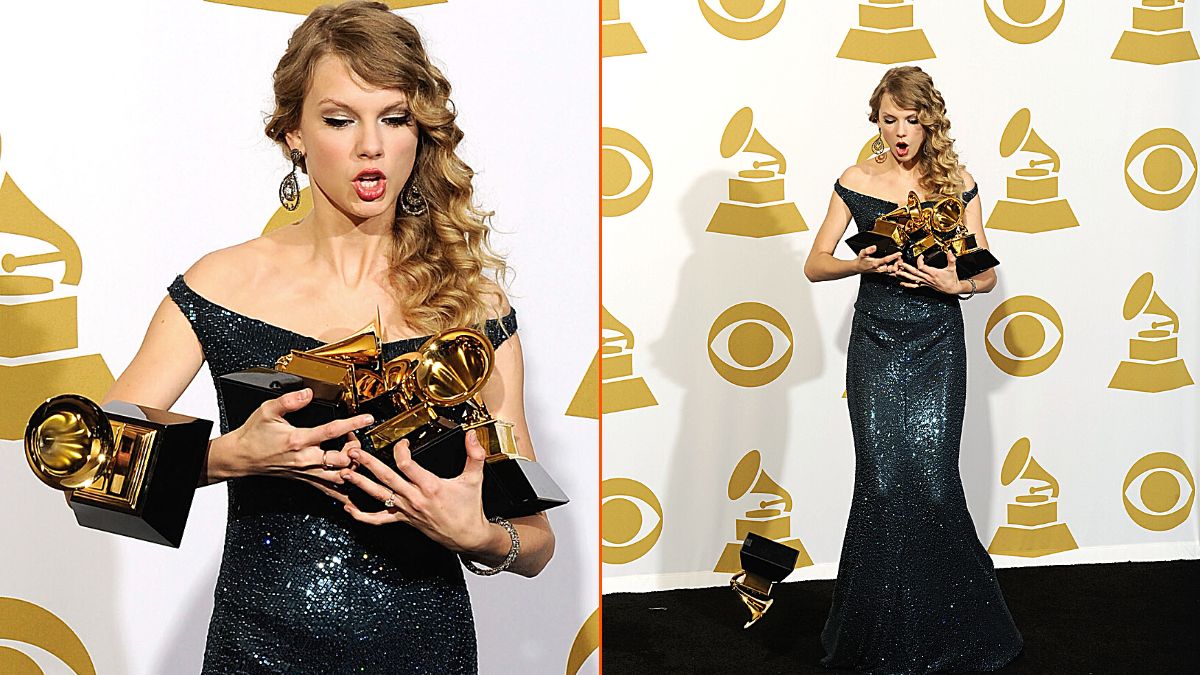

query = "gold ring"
321;450;334;470
383;492;397;508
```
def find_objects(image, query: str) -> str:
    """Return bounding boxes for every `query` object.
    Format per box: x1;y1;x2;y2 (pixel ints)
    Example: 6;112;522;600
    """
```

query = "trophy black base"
218;368;346;448
955;249;1000;279
74;402;211;548
741;532;800;580
351;420;569;519
846;231;899;258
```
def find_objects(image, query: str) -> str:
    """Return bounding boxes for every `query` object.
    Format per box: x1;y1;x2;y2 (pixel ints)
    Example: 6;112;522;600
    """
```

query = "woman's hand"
854;245;902;275
339;431;500;556
210;388;374;485
895;251;965;294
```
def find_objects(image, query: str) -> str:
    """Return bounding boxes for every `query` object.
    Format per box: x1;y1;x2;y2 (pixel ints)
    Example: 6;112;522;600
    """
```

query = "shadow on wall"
652;171;823;579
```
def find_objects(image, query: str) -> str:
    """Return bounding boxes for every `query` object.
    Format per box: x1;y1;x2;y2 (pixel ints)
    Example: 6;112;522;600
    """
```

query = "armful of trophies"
845;191;999;280
23;322;568;548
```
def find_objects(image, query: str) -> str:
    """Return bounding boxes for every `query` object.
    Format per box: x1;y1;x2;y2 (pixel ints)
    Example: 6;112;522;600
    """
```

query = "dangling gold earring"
279;149;303;211
870;133;888;164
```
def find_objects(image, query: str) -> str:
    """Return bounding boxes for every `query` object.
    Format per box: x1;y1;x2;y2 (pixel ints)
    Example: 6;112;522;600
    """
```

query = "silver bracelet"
460;517;520;576
957;277;977;300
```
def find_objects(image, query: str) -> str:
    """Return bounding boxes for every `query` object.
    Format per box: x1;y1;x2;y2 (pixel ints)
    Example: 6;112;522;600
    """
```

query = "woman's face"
287;54;419;222
877;92;925;164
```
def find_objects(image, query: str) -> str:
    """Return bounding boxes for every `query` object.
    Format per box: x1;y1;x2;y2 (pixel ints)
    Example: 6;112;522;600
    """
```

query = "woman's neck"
300;197;394;290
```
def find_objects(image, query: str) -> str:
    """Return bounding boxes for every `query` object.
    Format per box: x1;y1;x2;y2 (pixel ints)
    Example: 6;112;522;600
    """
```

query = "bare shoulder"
183;236;280;303
840;161;885;192
958;168;977;192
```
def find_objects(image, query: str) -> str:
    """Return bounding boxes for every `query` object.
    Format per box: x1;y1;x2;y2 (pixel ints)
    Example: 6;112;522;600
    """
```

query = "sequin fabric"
168;275;517;674
820;184;1022;673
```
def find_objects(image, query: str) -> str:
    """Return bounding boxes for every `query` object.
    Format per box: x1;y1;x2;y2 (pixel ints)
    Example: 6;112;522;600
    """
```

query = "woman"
105;3;554;672
804;66;1021;672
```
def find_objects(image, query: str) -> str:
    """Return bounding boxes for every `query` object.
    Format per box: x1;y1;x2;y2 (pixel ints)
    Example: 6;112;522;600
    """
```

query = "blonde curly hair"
868;66;965;198
265;1;508;333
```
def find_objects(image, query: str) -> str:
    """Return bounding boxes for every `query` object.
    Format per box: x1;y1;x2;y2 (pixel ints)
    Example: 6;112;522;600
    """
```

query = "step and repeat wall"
0;2;597;673
601;0;1199;593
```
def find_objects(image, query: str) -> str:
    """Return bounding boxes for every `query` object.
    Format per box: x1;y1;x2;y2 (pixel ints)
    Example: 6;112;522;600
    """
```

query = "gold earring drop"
279;149;303;211
870;134;888;164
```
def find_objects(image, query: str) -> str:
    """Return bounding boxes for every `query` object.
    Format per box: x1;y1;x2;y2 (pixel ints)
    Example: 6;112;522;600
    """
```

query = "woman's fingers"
260;388;313;419
460;430;486;485
340;460;414;509
391;440;442;492
293;413;374;449
343;500;407;526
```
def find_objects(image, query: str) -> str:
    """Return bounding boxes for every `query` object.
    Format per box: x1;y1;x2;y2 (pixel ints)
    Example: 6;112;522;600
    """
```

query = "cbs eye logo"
984;0;1065;44
1125;128;1196;211
602;478;664;564
602;127;653;217
1123;452;1195;531
0;597;94;674
985;295;1063;377
708;302;793;387
698;0;786;40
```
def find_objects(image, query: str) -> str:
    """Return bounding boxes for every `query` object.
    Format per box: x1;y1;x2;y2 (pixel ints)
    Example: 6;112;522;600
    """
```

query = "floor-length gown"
820;183;1022;673
169;275;517;674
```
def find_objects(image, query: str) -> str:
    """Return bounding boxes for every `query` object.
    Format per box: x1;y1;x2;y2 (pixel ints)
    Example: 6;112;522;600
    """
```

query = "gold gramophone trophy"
218;323;568;518
707;107;806;238
1109;272;1194;393
986;109;1079;233
24;395;212;547
717;451;810;628
988;438;1078;557
847;191;1000;279
729;532;799;629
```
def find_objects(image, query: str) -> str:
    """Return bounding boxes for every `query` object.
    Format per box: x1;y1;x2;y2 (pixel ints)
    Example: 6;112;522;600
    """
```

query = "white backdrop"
602;0;1199;593
0;2;597;674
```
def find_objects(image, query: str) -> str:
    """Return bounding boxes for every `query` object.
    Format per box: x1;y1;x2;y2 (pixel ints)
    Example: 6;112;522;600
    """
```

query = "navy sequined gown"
821;183;1022;673
168;275;517;674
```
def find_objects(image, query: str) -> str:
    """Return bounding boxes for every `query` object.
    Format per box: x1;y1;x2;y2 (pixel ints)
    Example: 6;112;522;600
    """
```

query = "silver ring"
383;492;397;509
321;450;334;470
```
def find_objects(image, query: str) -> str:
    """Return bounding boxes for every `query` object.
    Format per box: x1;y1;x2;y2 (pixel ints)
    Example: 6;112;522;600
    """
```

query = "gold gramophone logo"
602;477;664;564
204;0;446;13
986;108;1079;233
264;187;313;234
1112;0;1199;65
603;0;646;57
567;306;657;418
0;597;95;674
984;295;1063;377
707;108;806;237
1125;128;1197;211
602;127;653;218
708;302;793;387
837;0;936;64
988;438;1079;557
984;0;1066;44
714;450;812;573
566;608;599;675
698;0;787;40
1109;272;1193;393
1123;452;1195;531
0;135;114;440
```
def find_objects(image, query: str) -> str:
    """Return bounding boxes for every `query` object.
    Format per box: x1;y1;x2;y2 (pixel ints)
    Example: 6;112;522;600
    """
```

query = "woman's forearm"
199;432;240;486
805;251;863;282
464;514;555;577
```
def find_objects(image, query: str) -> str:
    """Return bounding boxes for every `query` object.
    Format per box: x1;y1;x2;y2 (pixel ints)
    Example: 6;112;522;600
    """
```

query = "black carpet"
602;560;1199;674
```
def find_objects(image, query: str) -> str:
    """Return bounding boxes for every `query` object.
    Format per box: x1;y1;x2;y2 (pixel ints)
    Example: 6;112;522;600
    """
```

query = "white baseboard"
602;541;1200;595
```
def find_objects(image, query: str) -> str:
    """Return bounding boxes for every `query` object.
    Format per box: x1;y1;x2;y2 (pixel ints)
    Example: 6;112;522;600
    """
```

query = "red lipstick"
353;168;387;201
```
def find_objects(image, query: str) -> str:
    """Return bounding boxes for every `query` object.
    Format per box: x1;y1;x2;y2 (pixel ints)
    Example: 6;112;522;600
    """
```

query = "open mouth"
353;169;387;201
895;142;910;156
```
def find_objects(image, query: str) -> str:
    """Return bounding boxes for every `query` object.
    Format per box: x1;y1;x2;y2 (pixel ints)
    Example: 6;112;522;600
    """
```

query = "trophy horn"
414;328;495;407
25;395;114;491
